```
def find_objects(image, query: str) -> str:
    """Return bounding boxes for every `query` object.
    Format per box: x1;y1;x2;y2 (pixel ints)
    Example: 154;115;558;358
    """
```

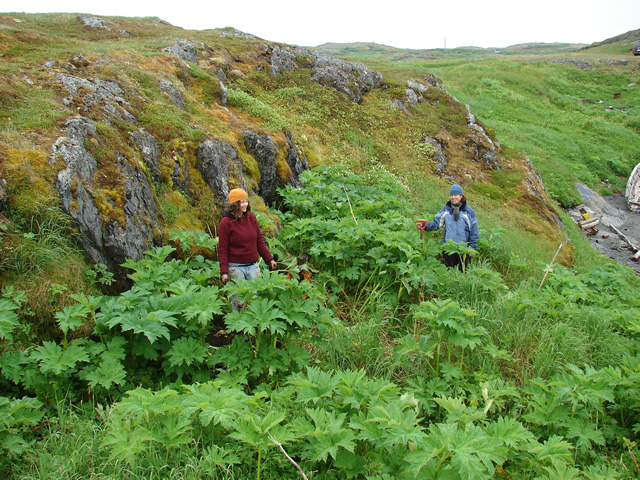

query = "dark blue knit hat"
449;183;464;195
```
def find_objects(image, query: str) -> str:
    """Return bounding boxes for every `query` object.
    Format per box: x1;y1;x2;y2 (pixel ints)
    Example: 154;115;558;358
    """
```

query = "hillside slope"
0;13;570;302
4;14;640;480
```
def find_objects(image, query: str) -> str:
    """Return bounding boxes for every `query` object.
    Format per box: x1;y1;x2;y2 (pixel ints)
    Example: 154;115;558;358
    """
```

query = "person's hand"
416;221;426;229
269;260;278;271
221;274;229;285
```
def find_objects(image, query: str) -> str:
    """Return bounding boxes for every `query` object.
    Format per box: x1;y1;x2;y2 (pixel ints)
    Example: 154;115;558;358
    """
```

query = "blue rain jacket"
425;201;479;249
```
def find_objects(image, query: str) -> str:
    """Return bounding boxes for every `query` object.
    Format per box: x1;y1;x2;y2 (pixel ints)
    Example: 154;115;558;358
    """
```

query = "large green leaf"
30;341;89;375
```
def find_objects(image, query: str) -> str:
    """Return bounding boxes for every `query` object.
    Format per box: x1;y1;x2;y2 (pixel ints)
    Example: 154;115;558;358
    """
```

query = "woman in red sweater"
218;188;277;308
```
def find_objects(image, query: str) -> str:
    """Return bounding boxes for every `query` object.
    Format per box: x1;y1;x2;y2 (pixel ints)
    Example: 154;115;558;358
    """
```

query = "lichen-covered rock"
267;45;298;75
196;138;245;202
393;80;429;111
78;16;129;36
424;74;447;91
160;79;185;110
130;129;162;181
285;132;309;188
219;29;258;40
171;150;190;194
78;16;114;30
51;117;157;285
243;129;279;205
308;51;384;103
215;68;228;106
57;73;136;123
465;105;500;169
162;39;198;63
422;136;447;173
0;178;8;212
265;46;383;104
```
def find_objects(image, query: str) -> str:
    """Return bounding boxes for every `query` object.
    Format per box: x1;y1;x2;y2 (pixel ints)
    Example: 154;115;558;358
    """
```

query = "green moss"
240;152;261;182
275;151;292;184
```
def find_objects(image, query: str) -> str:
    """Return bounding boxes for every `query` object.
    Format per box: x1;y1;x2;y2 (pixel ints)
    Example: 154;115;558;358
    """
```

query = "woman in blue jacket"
417;184;479;271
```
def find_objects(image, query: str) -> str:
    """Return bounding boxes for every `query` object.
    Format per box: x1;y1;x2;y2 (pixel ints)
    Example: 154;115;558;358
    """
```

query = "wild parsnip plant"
3;167;640;478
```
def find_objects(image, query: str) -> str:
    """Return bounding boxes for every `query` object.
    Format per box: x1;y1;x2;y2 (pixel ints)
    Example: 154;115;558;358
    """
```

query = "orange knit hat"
228;188;248;204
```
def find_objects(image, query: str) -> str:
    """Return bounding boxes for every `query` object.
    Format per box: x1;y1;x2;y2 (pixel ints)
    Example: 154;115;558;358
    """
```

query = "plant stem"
256;448;262;480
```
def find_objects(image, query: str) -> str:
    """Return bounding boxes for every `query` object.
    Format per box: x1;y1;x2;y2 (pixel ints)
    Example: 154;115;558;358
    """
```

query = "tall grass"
1;205;80;276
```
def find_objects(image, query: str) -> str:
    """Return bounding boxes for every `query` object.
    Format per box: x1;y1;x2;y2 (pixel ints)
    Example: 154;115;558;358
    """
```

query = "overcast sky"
5;0;640;49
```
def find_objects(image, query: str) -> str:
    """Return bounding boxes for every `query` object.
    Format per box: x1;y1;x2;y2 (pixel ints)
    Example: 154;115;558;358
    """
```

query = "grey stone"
466;105;499;169
79;16;114;30
162;39;198;63
268;45;298;75
307;51;384;103
51;117;157;284
160;79;185;110
424;74;447;91
196;139;244;202
406;88;419;107
422;136;447;173
243;130;279;204
130;129;162;181
171;151;190;194
56;73;136;123
407;80;428;95
219;29;258;40
285;132;309;188
0;178;7;212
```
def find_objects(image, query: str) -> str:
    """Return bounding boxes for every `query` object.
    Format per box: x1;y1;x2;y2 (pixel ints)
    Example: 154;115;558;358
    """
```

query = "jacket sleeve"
218;218;230;274
253;215;274;263
426;206;447;232
467;207;479;249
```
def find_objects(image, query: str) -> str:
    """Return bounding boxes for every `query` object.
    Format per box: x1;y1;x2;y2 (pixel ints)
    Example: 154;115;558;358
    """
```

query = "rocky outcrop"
51;117;157;284
0;178;7;212
162;39;198;63
78;16;114;30
466;105;500;169
244;130;279;204
268;45;298;75
393;80;429;111
129;129;162;181
424;74;447;91
421;136;447;174
196;132;309;205
308;51;384;103
57;73;136;123
215;69;228;106
285;133;309;188
196;139;245;203
171;150;190;194
78;16;130;36
160;79;185;110
264;46;384;103
220;29;258;40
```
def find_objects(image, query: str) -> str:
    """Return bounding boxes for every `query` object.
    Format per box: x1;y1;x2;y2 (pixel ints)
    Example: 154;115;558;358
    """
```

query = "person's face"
239;199;249;212
450;194;463;204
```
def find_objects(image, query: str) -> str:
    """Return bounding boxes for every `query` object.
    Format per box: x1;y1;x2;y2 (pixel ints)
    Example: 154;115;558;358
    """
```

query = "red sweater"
217;212;273;274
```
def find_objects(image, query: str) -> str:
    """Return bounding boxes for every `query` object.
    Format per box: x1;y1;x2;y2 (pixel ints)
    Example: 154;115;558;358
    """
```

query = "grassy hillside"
2;13;640;480
321;37;640;207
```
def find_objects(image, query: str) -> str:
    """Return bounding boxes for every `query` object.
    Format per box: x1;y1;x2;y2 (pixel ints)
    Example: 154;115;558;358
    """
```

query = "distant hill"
314;41;587;62
581;28;640;49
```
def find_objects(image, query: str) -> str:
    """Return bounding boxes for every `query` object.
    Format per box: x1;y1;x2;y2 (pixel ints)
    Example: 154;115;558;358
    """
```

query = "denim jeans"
228;262;261;310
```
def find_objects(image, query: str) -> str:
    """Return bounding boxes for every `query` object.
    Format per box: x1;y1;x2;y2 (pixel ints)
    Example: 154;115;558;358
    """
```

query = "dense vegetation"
3;166;640;479
1;13;640;480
